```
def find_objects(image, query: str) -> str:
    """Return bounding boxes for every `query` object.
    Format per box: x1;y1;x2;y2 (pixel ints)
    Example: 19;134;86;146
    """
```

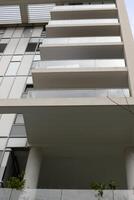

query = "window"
68;3;83;5
25;42;38;52
0;29;5;38
41;29;46;38
22;27;33;38
12;56;22;62
36;42;42;52
33;55;40;61
22;84;33;98
0;43;7;53
6;62;20;76
14;114;24;124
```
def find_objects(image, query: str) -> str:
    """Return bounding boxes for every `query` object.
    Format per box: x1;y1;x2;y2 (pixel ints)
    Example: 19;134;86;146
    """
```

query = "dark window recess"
24;84;33;92
0;43;7;53
43;25;46;31
36;42;42;52
25;42;38;52
68;3;83;5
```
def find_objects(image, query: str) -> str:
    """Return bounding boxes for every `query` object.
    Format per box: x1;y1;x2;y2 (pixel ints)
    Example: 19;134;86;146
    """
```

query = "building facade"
0;0;133;192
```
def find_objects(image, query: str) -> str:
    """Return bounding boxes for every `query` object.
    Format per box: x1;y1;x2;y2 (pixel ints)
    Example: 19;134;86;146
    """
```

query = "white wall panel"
0;78;3;120
6;62;20;76
3;28;14;38
26;76;33;85
0;151;10;180
9;77;27;98
15;38;29;54
12;27;24;38
0;114;16;137
7;138;27;147
0;56;12;76
0;77;2;84
12;55;22;62
4;38;19;55
1;151;10;167
17;55;33;75
32;27;43;37
0;138;8;150
0;77;15;137
0;77;14;98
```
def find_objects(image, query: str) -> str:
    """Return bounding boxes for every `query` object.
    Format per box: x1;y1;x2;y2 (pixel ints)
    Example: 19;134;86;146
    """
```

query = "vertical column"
116;0;134;96
19;3;28;24
24;147;43;189
125;147;134;189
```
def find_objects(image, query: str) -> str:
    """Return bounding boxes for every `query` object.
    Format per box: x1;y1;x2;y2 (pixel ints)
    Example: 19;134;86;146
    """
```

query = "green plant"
91;182;106;197
108;180;117;190
5;172;25;190
90;180;117;198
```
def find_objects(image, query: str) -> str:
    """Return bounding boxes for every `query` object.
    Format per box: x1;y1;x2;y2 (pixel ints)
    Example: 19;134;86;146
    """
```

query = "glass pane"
25;43;37;52
22;27;33;37
29;89;130;98
0;43;7;53
15;114;24;124
34;55;40;61
12;56;22;62
10;125;27;138
6;62;20;76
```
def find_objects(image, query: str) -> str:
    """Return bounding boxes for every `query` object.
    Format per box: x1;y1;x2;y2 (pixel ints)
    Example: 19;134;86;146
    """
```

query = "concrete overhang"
0;97;134;154
51;7;118;20
40;42;124;60
46;23;120;37
0;0;116;5
0;0;115;5
32;67;128;89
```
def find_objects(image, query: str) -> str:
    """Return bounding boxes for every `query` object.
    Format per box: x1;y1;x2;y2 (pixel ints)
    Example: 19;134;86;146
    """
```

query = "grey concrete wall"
38;155;126;189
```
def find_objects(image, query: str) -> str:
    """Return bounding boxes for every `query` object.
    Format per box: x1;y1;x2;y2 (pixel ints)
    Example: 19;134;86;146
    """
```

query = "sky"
125;0;134;36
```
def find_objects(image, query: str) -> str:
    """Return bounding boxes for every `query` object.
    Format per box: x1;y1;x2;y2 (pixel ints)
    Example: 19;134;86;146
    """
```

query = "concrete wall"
38;154;126;189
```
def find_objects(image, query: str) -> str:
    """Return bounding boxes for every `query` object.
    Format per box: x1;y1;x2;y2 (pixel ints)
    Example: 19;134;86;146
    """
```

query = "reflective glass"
22;27;33;37
29;89;130;98
12;56;22;62
6;62;20;76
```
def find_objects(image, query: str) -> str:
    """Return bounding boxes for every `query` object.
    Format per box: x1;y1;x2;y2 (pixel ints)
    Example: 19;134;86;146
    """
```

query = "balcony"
32;59;126;69
51;4;118;20
32;67;127;89
40;37;124;60
46;20;120;37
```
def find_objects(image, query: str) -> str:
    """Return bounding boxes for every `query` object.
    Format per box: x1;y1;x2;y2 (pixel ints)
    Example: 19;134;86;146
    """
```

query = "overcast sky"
125;0;134;36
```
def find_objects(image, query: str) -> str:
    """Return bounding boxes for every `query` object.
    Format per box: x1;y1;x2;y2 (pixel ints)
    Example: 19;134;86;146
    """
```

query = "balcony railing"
32;59;126;69
1;189;134;200
28;89;130;98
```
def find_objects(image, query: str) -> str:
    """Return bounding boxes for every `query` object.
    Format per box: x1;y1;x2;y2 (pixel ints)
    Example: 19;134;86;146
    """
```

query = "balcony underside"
0;97;134;149
46;23;120;37
40;43;124;60
32;67;128;89
51;8;118;20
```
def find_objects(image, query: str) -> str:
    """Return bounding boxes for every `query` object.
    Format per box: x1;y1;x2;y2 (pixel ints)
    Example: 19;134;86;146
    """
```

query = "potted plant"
91;182;106;199
90;180;117;200
5;172;25;190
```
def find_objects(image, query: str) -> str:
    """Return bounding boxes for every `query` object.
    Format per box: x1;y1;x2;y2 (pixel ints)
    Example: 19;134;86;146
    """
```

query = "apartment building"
0;0;133;193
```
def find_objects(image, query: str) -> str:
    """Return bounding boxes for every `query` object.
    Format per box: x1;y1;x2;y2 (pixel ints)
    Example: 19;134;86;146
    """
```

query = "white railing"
32;59;126;69
28;89;130;98
1;189;134;200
